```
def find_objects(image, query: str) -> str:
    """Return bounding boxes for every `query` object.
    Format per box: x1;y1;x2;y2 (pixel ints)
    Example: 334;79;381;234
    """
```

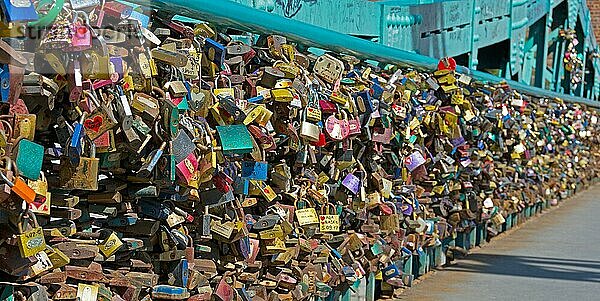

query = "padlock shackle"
81;135;96;158
320;202;336;215
0;156;19;186
16;208;38;234
78;111;89;125
152;86;167;101
72;10;91;25
384;201;398;215
214;74;232;89
0;119;13;141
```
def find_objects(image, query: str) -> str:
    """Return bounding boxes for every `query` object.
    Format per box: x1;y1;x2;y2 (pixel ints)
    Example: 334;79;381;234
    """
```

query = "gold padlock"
16;210;46;258
98;232;123;258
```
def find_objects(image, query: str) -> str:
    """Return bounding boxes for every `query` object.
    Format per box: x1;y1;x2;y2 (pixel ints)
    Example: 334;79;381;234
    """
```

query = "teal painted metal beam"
128;0;439;70
370;0;460;4
128;0;600;108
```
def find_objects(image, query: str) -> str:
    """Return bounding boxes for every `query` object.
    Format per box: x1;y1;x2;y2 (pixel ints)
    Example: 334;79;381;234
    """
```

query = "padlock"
313;54;344;84
305;89;322;121
151;47;188;67
98;231;123;258
259;67;285;88
380;201;401;232
216;125;254;155
203;38;225;67
176;152;199;188
0;156;35;203
325;111;350;141
61;136;99;191
80;90;118;141
15;210;46;258
0;0;38;22
70;11;92;51
137;141;167;178
319;203;340;233
300;110;321;143
44;245;70;269
295;198;319;227
13;137;43;180
27;171;50;215
0;64;24;105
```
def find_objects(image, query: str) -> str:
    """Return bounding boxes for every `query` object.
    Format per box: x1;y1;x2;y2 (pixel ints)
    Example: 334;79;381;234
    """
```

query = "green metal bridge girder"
226;0;600;102
128;0;600;107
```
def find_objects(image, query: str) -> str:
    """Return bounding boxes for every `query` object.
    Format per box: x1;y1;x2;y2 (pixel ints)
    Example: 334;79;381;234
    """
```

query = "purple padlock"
451;136;466;148
401;203;413;216
342;173;361;195
110;57;125;81
404;151;426;172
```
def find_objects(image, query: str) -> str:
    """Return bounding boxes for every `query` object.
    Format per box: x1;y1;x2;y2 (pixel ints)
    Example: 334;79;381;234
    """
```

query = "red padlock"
310;132;327;147
437;57;457;71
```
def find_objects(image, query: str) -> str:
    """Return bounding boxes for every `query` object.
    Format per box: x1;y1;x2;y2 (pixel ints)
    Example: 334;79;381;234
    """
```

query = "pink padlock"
176;152;199;185
372;127;393;144
325;111;350;141
70;11;92;51
347;115;362;135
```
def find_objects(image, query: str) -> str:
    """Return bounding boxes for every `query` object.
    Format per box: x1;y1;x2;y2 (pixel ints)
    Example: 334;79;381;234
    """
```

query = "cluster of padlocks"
0;1;599;300
560;29;584;90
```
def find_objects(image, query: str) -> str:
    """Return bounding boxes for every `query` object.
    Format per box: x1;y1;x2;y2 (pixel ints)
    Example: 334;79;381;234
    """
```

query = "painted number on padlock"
319;215;340;232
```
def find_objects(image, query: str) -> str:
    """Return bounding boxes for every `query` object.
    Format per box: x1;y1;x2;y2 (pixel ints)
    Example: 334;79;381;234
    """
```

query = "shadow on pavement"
445;254;600;284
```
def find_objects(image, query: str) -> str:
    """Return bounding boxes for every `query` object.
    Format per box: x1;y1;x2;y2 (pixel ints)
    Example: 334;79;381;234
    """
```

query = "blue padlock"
0;64;8;103
372;82;384;100
1;0;38;22
241;161;268;181
151;285;189;300
234;177;250;195
203;38;225;67
382;263;400;281
68;113;87;166
139;200;170;220
353;89;373;114
173;259;189;287
239;236;251;259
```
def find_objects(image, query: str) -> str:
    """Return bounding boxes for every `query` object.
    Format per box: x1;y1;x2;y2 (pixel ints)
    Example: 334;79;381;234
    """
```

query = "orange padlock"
13;177;36;204
0;156;36;204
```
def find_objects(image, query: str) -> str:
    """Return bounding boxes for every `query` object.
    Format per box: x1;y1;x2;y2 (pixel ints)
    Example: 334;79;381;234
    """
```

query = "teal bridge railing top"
128;0;600;107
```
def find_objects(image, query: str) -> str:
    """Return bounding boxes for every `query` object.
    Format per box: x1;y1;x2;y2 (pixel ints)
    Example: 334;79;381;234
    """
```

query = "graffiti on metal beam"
276;0;317;18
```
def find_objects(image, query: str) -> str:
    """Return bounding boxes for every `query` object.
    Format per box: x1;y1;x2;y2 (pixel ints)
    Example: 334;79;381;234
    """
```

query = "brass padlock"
15;210;46;258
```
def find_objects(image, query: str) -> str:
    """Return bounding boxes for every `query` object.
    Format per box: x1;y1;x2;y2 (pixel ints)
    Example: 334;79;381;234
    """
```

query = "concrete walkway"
400;184;600;301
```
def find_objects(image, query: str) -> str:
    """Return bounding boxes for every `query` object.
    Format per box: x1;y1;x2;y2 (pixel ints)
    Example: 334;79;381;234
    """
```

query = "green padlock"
14;138;44;181
216;125;254;155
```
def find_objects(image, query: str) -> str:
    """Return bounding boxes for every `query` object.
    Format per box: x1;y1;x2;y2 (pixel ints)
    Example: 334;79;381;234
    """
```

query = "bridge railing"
128;0;600;108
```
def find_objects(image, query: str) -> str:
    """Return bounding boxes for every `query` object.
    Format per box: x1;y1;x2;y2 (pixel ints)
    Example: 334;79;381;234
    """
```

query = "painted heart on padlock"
325;115;349;140
84;115;104;132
